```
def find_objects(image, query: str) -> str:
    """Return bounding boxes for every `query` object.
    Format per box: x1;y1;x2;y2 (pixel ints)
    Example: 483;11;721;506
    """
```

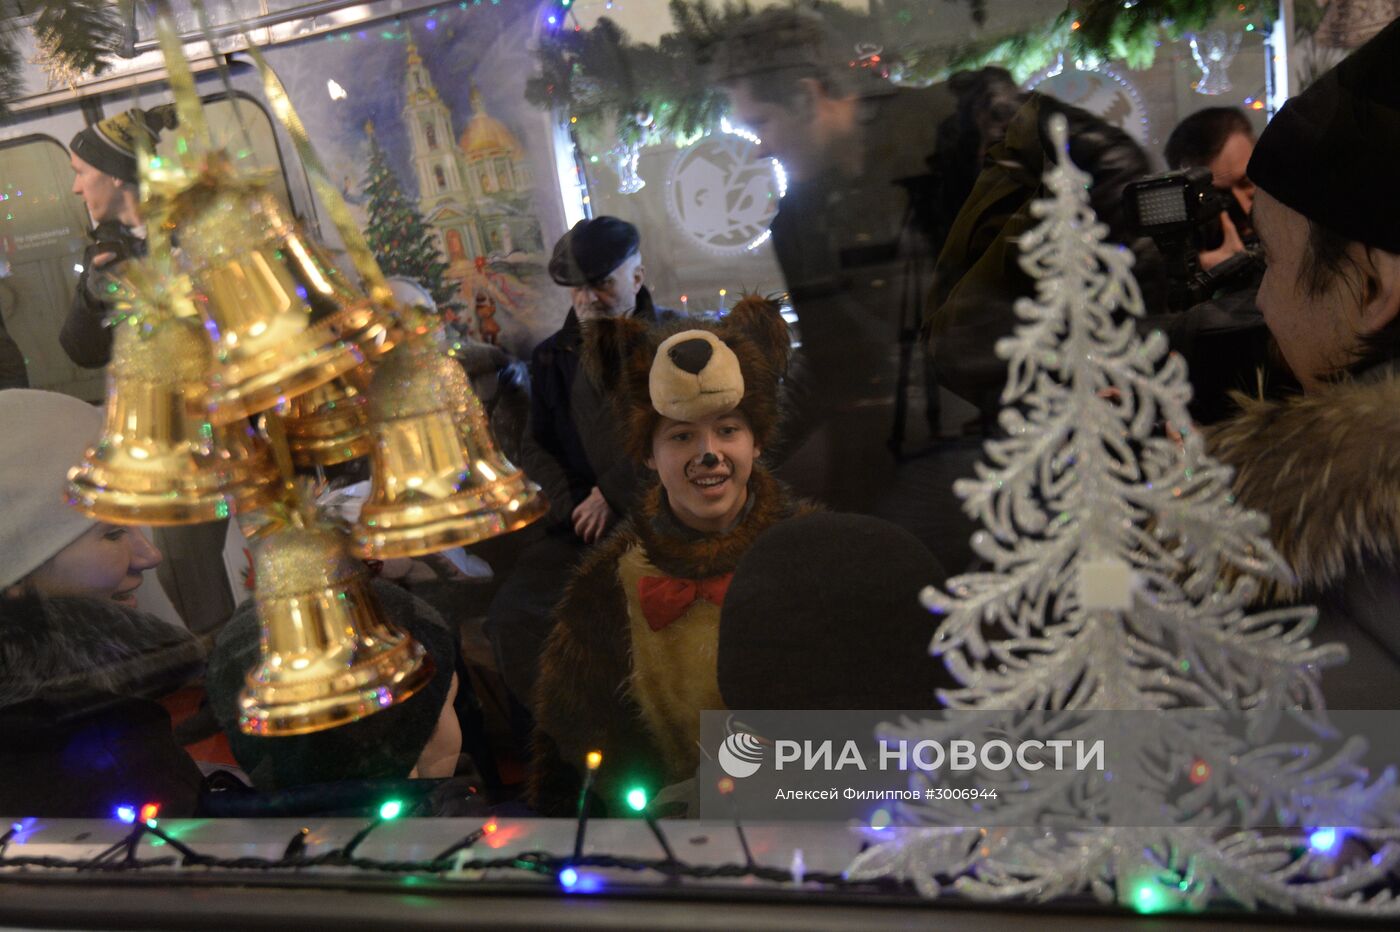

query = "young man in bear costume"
527;295;813;815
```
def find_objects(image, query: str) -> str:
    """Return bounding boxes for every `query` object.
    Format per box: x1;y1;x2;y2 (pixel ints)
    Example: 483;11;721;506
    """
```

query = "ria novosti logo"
717;731;766;778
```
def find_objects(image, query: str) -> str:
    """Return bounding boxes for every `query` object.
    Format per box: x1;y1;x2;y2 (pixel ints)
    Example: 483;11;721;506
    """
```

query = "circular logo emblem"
1025;61;1151;146
666;133;783;255
718;731;766;778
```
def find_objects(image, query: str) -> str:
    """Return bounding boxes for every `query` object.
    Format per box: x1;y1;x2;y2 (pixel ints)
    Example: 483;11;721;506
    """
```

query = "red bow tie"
636;573;734;631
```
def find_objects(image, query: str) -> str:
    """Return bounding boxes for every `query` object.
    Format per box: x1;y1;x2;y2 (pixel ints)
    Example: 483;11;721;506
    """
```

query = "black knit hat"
548;216;640;286
718;513;957;710
69;105;178;185
1248;16;1400;252
206;580;458;791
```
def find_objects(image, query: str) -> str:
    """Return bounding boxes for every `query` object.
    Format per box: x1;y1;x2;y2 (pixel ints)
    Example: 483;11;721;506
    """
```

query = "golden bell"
166;155;394;424
67;315;279;525
237;520;434;736
276;372;371;468
352;333;546;559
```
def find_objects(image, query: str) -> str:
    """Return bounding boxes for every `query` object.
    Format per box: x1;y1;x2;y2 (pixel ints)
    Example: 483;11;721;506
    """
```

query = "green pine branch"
33;0;128;73
0;0;131;117
530;0;1277;152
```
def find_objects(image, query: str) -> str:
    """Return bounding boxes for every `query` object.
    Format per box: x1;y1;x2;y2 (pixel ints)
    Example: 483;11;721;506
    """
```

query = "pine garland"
530;0;1274;153
31;0;127;76
0;0;129;115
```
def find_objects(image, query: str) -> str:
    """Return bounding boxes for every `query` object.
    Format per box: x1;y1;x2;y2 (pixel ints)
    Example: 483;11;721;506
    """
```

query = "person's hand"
89;251;118;269
572;486;614;543
1198;212;1245;271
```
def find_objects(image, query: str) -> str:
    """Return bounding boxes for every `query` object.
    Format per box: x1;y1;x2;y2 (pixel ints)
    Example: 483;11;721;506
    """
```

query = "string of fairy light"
0;748;1364;913
0;751;863;893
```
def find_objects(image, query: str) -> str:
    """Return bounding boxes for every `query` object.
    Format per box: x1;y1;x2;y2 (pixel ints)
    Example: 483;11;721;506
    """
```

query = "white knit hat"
0;390;104;589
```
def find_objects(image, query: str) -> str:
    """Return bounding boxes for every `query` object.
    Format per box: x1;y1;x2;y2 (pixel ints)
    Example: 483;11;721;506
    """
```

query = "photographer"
1126;111;1293;424
926;90;1157;426
1163;107;1256;271
63;106;176;369
712;8;959;511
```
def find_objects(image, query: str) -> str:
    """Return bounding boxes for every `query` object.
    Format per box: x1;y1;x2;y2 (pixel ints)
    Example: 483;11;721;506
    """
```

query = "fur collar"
629;466;812;579
1207;375;1400;598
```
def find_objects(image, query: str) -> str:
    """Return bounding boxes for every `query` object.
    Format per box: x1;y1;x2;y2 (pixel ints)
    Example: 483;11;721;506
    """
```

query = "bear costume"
527;295;815;816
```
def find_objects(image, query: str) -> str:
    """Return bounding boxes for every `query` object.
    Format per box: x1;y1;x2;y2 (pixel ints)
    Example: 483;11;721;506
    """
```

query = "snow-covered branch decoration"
849;114;1400;916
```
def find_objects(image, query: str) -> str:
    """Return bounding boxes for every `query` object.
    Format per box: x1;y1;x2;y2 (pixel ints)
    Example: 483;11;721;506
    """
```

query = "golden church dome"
458;86;523;160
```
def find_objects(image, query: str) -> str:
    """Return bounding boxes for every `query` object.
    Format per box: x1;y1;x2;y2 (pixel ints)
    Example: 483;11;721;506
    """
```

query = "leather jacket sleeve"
926;95;1154;417
61;267;117;369
0;318;27;389
61;224;143;369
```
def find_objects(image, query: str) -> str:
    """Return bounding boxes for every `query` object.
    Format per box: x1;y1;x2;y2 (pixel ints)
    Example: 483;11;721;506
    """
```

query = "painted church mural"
264;1;560;356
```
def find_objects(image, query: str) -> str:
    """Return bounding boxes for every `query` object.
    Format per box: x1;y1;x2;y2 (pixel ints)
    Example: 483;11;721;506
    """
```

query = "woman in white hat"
0;389;204;817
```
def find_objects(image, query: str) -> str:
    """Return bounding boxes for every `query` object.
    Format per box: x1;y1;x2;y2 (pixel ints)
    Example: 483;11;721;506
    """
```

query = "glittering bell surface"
253;522;362;599
241;521;433;736
155;153;390;424
67;315;258;526
277;376;371;467
353;332;545;558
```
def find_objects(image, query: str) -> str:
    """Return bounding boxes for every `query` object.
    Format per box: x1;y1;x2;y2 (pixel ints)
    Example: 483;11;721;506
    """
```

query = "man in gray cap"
522;215;668;541
488;216;676;725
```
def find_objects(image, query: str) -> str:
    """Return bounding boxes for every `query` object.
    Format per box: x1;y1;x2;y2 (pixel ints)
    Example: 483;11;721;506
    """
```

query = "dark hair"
949;66;1025;151
1164;107;1253;169
709;7;865;106
1300;218;1400;377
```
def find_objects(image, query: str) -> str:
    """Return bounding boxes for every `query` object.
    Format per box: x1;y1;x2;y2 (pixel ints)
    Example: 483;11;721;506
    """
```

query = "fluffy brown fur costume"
527;296;812;815
1208;374;1400;707
1208;376;1400;601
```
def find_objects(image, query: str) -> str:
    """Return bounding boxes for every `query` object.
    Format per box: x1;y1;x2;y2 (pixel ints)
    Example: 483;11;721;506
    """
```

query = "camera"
1124;167;1263;311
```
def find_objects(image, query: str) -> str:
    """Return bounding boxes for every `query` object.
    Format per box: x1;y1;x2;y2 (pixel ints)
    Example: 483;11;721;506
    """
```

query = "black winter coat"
61;221;147;369
0;593;204;817
518;286;674;529
925;94;1159;419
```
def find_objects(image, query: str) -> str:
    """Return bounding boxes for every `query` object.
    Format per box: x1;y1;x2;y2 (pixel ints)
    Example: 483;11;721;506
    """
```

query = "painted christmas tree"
361;122;460;315
847;115;1400;916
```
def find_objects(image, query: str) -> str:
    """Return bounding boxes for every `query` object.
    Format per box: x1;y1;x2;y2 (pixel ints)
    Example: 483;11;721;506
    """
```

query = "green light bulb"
626;788;647;812
379;799;403;820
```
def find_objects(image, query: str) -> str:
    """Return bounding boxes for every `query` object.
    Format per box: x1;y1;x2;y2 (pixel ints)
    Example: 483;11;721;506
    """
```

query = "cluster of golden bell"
63;155;545;736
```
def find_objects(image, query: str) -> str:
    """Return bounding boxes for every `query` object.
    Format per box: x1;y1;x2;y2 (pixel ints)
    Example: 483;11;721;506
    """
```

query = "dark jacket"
519;286;674;528
925;94;1158;419
61;221;147;369
1207;366;1400;709
0;312;26;389
0;594;205;817
768;84;958;421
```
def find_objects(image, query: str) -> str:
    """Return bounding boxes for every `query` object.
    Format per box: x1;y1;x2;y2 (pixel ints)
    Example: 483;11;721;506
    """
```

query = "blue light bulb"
1309;827;1340;855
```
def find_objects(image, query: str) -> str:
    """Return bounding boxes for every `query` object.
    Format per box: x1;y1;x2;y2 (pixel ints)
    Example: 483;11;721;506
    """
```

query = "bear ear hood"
649;329;744;424
584;294;791;462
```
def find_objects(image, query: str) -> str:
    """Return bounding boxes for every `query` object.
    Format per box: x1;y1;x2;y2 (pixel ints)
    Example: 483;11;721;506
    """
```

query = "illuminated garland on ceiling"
525;0;1276;155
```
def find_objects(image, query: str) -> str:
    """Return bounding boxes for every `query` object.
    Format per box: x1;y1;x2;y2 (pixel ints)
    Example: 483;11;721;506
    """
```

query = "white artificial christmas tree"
848;115;1400;916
